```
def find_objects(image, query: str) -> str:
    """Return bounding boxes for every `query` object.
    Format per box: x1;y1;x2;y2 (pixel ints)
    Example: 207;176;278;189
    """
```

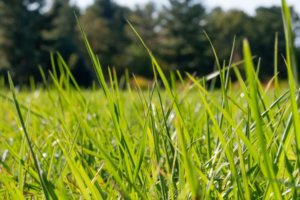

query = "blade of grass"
243;39;282;200
281;0;298;85
274;32;280;96
8;72;58;200
133;83;155;181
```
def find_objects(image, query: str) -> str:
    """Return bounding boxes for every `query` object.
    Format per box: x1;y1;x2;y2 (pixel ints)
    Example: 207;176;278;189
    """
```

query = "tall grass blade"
8;72;58;200
281;0;298;84
243;39;282;200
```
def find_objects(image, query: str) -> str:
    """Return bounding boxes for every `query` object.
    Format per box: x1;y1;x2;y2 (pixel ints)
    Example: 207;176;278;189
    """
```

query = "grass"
1;1;300;199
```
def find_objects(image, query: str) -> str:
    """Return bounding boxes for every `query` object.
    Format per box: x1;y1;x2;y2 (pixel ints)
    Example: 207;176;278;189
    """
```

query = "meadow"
1;0;300;199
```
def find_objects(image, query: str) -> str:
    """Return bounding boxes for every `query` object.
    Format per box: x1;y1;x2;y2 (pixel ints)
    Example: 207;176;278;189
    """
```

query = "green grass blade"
8;72;58;200
18;134;26;193
133;85;154;181
236;134;251;200
274;32;279;96
281;0;298;84
175;119;200;199
243;39;282;200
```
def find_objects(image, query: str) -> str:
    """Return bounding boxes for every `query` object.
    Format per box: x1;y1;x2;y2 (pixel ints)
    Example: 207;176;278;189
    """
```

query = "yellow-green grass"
1;0;300;198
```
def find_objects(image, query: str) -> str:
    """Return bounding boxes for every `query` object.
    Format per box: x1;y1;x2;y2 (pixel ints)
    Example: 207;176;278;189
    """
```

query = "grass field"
1;0;300;199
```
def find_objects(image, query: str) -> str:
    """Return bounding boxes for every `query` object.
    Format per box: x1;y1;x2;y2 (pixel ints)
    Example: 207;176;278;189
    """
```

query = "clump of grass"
0;1;299;199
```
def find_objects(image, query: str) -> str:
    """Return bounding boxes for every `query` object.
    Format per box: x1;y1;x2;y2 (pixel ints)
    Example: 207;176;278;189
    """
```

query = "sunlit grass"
0;0;300;199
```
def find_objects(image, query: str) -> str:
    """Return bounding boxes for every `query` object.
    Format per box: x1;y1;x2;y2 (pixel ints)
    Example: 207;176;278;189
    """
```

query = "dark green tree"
205;8;254;63
253;6;288;79
0;0;54;84
124;3;160;78
79;0;131;76
158;0;210;76
205;6;300;80
46;0;93;86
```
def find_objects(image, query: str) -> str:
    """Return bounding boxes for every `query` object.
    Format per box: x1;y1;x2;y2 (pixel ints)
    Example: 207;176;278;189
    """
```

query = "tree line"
0;0;299;86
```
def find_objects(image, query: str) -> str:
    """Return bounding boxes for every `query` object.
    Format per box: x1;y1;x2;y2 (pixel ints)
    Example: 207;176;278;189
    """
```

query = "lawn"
0;0;300;199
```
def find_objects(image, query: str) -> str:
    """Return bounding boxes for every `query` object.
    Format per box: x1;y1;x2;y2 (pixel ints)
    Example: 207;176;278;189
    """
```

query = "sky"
73;0;300;15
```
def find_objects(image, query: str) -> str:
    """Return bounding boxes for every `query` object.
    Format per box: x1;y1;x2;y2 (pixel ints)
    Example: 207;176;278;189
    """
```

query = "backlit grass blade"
153;66;178;192
75;16;137;189
204;131;236;200
48;71;70;104
8;72;58;200
236;134;251;200
195;86;243;198
186;73;259;162
283;152;297;199
3;140;40;183
281;42;300;183
250;89;290;130
225;36;236;92
281;0;298;84
50;51;58;80
203;32;228;128
127;19;196;151
133;84;154;181
55;122;80;185
274;32;279;96
57;52;86;104
149;107;168;200
2;3;300;199
0;174;25;200
75;15;138;171
19;134;26;193
174;119;200;199
127;20;202;198
0;93;46;120
190;57;255;90
47;146;56;181
274;92;299;170
243;39;282;200
55;141;94;200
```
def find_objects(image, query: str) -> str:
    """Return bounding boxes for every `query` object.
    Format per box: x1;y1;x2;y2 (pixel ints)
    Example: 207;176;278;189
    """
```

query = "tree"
45;0;93;87
253;6;287;79
158;0;210;76
205;8;254;63
124;3;160;78
79;0;131;76
205;6;300;80
0;0;54;84
0;0;299;86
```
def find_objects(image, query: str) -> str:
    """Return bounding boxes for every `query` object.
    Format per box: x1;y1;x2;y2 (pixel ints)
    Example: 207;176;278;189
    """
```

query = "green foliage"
158;0;209;75
0;0;299;86
47;0;93;87
0;0;53;84
1;1;300;199
206;6;300;79
124;3;159;78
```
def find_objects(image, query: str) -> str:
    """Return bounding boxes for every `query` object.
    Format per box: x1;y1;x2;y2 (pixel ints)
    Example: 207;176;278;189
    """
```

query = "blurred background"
0;0;299;87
